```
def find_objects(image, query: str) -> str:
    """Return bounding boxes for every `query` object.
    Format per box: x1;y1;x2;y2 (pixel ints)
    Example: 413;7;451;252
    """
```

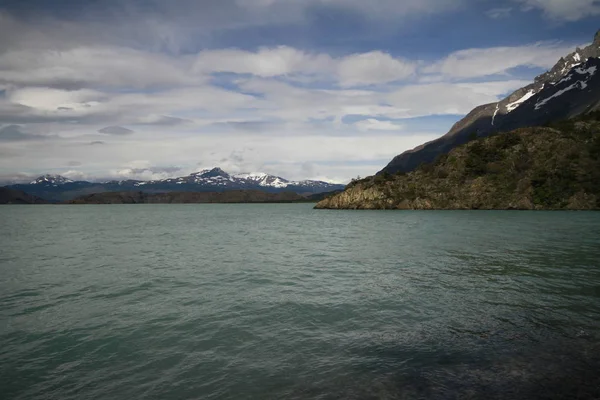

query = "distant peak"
30;174;73;185
196;167;230;178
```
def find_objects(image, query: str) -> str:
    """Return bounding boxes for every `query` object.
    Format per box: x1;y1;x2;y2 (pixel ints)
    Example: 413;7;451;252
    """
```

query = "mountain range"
5;168;345;202
381;30;600;175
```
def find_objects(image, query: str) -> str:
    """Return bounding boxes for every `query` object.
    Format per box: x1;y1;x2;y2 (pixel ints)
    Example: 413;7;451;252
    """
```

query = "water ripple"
1;205;599;399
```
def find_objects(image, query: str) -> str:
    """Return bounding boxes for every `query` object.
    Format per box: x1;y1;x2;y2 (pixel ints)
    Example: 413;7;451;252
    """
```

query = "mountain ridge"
5;167;345;202
381;30;600;175
316;113;600;210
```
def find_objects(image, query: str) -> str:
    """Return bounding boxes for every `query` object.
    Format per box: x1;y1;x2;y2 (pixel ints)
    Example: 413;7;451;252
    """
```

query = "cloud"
386;80;529;117
485;7;512;19
98;126;135;135
238;0;465;21
424;42;579;79
111;165;186;181
194;46;333;77
135;115;192;126
0;124;45;141
193;47;417;86
8;87;104;111
337;52;416;87
354;119;404;131
67;161;82;167
0;45;202;90
214;120;282;132
0;1;589;183
515;0;600;21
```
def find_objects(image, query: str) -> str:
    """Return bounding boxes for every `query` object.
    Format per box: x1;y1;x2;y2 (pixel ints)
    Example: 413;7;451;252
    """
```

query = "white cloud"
386;80;529;117
0;128;438;182
0;46;200;89
516;0;600;21
485;7;512;19
354;119;404;131
7;88;104;111
337;52;416;87
0;2;587;182
194;46;333;77
194;47;416;86
424;42;579;78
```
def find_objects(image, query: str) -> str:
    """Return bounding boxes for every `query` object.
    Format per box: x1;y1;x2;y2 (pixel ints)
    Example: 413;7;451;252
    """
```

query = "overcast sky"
0;0;598;183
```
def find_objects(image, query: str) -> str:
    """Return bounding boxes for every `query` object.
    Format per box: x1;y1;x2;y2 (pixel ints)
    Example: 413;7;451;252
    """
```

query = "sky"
0;0;598;183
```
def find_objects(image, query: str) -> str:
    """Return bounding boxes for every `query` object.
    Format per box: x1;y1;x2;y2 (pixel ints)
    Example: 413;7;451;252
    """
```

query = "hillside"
381;30;600;175
316;114;600;210
66;190;305;204
0;188;48;204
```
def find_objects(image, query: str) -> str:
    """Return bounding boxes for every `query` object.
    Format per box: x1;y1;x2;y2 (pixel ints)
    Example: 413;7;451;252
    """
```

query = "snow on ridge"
574;65;597;76
30;175;74;185
234;172;291;188
491;104;499;126
535;81;587;110
234;172;269;180
506;90;536;113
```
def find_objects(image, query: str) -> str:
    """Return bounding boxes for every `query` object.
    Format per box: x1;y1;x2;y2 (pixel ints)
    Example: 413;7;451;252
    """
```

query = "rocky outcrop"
316;115;600;210
381;30;600;175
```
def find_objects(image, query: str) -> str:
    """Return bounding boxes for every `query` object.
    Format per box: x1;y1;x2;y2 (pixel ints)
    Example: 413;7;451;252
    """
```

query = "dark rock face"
0;188;48;204
66;190;305;204
317;115;600;210
381;31;600;175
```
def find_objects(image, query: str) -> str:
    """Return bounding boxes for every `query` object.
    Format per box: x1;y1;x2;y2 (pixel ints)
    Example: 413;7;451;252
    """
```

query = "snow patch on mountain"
30;175;74;185
234;172;290;188
535;81;588;110
574;65;597;76
506;90;536;112
491;104;499;126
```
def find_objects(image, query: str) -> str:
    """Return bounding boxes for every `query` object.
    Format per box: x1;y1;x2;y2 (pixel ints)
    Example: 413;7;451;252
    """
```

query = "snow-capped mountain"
233;172;290;188
8;168;345;201
381;29;600;175
30;174;74;186
123;168;339;190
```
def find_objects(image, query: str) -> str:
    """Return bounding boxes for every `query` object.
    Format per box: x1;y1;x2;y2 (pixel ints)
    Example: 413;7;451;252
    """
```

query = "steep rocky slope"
381;30;600;175
316;114;600;210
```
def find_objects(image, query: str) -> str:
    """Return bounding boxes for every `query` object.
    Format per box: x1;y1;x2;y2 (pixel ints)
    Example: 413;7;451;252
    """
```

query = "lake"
1;204;600;399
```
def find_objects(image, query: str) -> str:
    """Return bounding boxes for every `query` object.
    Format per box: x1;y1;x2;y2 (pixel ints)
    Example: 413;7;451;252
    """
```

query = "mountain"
315;113;600;210
381;30;600;175
66;190;305;204
6;168;345;202
0;188;48;204
30;174;74;185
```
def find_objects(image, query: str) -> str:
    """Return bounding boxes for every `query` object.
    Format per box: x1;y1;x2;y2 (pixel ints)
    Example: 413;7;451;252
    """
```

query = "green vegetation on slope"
316;112;600;210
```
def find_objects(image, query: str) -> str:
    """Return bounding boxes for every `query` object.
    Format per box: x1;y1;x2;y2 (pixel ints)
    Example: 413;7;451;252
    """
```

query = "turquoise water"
1;204;600;399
